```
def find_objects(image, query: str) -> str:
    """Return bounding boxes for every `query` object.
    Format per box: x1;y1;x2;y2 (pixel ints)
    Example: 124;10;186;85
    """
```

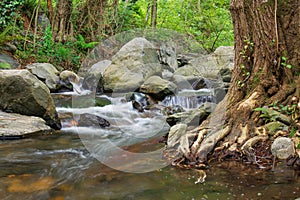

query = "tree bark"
170;0;300;167
52;0;73;42
47;0;54;25
151;0;157;28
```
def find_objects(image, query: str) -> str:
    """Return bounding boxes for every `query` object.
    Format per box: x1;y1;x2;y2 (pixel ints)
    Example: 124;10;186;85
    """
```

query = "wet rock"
95;96;111;107
0;52;20;69
166;102;214;127
59;70;81;91
103;37;162;92
191;77;210;90
132;100;144;112
78;113;110;128
26;63;60;91
0;70;61;129
82;60;111;93
271;137;295;159
140;76;177;101
0;111;52;138
171;75;198;90
167;124;187;149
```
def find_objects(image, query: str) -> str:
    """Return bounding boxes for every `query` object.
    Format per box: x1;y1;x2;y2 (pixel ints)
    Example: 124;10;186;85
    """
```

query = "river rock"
78;113;110;128
0;52;20;69
0;70;61;129
59;70;81;91
271;137;295;159
140;76;177;101
82;60;111;92
167;124;187;149
26;63;60;91
103;37;162;92
166;102;215;127
175;46;234;79
0;111;52;138
158;42;178;72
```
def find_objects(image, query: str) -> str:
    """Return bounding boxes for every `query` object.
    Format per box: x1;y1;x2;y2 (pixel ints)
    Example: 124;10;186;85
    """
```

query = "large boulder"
0;70;61;129
140;76;177;100
26;63;60;91
103;37;162;92
175;46;234;79
0;111;52;138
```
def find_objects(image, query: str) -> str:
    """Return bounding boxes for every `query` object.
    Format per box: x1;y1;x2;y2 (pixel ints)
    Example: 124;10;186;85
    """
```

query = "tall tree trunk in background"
77;0;108;41
178;0;300;165
151;0;157;28
47;0;54;25
52;0;73;42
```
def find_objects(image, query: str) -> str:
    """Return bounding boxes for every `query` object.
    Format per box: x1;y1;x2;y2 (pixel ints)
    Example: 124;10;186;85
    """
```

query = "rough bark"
151;0;157;28
172;0;300;167
226;0;299;141
52;0;73;42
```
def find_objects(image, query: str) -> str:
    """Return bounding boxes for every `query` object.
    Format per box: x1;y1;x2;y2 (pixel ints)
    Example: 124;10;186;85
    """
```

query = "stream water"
0;92;299;200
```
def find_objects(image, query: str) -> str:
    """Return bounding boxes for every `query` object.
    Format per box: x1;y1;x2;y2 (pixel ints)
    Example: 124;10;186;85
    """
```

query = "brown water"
0;132;299;200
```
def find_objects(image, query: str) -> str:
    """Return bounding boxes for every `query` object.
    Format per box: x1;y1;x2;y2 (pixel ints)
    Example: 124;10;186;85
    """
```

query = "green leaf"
253;107;267;112
289;127;297;137
286;64;292;69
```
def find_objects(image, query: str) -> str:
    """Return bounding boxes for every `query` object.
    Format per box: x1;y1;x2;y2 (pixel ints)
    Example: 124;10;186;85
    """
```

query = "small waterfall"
161;88;215;109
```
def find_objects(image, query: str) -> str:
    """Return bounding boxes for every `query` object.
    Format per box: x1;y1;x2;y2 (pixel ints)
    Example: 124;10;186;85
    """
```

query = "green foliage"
281;56;293;69
253;107;278;123
119;0;233;52
0;0;25;30
74;34;99;51
0;62;11;69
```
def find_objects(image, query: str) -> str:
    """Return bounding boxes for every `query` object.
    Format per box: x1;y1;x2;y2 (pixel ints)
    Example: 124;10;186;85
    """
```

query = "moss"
0;62;11;69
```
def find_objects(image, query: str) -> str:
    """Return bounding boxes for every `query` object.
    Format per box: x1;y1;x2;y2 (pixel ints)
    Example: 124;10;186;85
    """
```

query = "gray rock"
167;124;187;149
1;43;17;54
82;60;111;92
140;76;177;100
0;52;20;69
271;137;295;159
26;63;60;91
166;103;214;127
0;70;61;129
175;46;234;79
0;111;52;138
78;113;110;128
171;75;198;90
158;42;178;72
103;37;162;92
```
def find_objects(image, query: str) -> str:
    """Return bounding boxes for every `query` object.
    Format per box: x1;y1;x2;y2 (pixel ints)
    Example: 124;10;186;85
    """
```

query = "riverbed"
0;93;299;199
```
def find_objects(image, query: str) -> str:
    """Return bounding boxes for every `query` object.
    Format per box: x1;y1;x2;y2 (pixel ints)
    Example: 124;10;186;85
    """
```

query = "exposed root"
195;126;230;162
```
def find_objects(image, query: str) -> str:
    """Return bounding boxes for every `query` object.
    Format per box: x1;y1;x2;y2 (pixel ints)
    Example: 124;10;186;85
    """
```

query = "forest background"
0;0;233;71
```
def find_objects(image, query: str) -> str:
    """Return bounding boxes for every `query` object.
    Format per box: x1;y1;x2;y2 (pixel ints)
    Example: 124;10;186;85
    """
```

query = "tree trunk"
47;0;54;25
170;0;300;168
52;0;73;42
151;0;157;28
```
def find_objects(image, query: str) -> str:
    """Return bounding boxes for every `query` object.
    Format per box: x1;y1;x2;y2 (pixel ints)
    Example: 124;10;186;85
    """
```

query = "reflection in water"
0;93;299;199
0;133;300;199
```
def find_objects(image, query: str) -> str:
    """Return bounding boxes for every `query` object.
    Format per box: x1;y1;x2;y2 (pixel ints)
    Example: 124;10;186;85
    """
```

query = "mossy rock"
0;62;11;69
95;96;111;107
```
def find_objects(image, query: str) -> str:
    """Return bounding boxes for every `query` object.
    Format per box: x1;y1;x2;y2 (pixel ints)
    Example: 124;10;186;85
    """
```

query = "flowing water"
0;92;299;200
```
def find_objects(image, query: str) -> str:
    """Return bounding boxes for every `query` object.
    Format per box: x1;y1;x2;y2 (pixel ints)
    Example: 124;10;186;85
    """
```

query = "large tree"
174;0;300;167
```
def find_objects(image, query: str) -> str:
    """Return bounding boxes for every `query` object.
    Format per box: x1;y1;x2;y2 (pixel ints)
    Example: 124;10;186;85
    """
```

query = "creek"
0;91;299;200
